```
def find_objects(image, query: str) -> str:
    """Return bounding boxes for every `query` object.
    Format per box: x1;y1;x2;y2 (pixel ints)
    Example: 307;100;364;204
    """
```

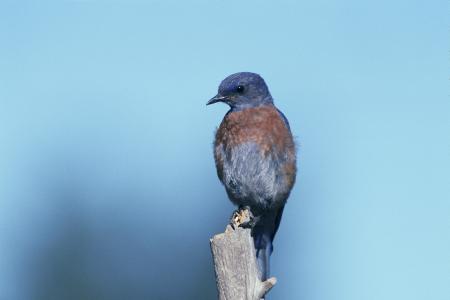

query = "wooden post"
210;209;277;300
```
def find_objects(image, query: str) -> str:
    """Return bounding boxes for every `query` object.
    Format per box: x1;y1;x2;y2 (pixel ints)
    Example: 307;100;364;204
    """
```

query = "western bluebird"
207;72;297;281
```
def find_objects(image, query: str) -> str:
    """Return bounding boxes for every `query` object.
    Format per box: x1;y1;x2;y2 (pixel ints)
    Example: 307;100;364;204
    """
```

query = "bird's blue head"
207;72;273;110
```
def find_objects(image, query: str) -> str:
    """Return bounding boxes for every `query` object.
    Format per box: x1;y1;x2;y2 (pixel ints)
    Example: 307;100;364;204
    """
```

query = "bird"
207;72;297;281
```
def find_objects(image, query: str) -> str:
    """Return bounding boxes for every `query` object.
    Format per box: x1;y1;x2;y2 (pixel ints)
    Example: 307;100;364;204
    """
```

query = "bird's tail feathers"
255;240;272;281
253;205;285;281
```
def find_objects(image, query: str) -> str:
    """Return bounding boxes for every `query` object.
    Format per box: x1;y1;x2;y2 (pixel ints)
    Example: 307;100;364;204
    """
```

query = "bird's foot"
229;206;260;229
239;212;260;229
230;207;248;229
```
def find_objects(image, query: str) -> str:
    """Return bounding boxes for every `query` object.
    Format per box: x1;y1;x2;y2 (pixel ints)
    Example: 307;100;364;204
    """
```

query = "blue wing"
276;108;291;131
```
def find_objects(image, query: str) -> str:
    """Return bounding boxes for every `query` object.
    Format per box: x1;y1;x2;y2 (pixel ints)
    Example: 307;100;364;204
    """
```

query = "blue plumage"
208;72;297;281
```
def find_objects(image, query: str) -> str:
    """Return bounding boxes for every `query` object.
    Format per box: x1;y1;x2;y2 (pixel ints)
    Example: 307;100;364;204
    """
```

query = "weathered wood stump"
210;209;277;300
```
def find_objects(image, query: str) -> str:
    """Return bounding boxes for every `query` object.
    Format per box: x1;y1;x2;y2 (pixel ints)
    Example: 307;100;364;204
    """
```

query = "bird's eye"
236;85;245;93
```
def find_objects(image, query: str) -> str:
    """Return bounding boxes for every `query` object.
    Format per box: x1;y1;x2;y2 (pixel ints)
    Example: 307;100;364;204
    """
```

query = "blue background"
0;1;448;299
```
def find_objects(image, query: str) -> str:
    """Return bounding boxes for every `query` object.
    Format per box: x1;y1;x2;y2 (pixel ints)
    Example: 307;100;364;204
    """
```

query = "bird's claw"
229;206;259;230
230;207;248;229
239;213;260;229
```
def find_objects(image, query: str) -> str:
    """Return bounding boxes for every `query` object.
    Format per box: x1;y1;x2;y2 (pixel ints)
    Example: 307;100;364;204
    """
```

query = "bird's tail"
253;205;285;281
255;237;272;281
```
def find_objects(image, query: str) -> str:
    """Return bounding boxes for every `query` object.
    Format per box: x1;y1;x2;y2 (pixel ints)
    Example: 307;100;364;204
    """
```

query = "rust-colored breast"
214;105;296;188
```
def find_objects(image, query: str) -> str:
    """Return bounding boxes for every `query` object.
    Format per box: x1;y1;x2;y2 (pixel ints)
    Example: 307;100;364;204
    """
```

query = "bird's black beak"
206;94;227;106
